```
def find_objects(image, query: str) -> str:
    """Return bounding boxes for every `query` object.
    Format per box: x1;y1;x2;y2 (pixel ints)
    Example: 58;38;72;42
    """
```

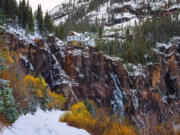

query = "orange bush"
23;74;47;92
60;102;138;135
23;74;66;109
60;102;95;131
103;121;137;135
47;90;66;109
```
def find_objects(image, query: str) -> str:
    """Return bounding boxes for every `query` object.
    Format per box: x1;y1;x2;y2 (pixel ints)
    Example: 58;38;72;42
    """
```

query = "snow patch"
6;25;42;44
2;109;90;135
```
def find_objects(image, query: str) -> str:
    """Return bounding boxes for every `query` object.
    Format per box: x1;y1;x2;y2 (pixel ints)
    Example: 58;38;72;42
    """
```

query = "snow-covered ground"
3;25;64;47
2;109;90;135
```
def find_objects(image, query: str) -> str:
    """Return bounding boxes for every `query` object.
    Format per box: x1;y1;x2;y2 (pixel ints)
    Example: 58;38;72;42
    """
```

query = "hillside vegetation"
97;15;180;64
0;38;66;124
0;0;180;135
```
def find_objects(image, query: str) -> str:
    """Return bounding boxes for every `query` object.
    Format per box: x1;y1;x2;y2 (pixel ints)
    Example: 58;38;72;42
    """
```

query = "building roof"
68;31;81;36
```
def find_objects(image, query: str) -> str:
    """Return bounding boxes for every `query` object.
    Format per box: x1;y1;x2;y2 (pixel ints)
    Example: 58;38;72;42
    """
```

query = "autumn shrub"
60;102;138;135
47;90;66;109
0;39;66;117
23;74;67;111
103;120;137;135
146;122;180;135
60;102;96;131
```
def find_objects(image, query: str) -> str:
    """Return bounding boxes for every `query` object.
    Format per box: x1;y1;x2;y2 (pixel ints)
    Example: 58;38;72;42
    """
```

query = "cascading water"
111;72;124;118
131;89;139;110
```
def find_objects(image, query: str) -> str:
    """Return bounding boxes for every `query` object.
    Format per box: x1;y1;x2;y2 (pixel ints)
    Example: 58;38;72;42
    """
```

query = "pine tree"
0;50;19;122
84;97;96;118
0;10;5;35
0;0;2;9
9;0;17;18
18;0;22;25
44;11;53;33
36;4;43;34
98;26;103;38
18;0;26;27
1;0;17;18
56;26;65;39
28;7;34;32
21;0;28;28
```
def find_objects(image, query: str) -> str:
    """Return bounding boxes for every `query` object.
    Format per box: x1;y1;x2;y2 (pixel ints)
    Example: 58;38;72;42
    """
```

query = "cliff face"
3;32;180;131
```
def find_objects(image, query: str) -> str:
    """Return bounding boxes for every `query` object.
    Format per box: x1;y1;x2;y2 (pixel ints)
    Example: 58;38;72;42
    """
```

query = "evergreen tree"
8;0;17;18
84;97;96;118
0;10;5;35
98;26;103;38
28;7;34;32
56;26;65;39
36;4;43;34
18;0;34;30
21;0;28;28
25;3;34;33
1;0;17;18
0;50;19;122
18;0;26;27
18;0;23;25
44;11;53;33
0;0;2;9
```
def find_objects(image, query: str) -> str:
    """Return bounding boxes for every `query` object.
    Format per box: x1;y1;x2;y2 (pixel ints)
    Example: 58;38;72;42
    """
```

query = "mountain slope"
50;0;180;39
50;0;180;26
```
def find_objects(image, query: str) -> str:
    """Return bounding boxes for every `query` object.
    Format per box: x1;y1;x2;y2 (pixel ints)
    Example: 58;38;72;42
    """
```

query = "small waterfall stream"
111;72;124;118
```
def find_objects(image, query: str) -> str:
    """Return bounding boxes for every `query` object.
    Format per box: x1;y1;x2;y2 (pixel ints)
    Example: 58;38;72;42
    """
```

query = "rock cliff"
3;32;180;132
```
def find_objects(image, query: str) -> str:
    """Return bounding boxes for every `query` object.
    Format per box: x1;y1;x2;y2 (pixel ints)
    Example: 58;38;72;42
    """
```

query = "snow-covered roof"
68;31;82;36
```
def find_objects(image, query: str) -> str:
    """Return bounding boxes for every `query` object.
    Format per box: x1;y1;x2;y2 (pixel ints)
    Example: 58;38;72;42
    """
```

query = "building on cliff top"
67;31;95;47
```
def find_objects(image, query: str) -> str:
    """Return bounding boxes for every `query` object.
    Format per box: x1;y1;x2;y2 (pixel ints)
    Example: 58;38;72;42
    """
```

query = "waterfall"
131;89;139;110
111;72;124;118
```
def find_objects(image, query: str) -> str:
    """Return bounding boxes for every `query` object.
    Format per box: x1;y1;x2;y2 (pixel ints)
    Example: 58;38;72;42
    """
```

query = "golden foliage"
36;89;43;98
60;102;137;135
60;102;95;130
47;90;66;109
103;121;137;135
23;74;66;109
23;74;47;92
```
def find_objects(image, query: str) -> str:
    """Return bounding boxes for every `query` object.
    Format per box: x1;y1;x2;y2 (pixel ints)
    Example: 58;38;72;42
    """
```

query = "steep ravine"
3;32;180;132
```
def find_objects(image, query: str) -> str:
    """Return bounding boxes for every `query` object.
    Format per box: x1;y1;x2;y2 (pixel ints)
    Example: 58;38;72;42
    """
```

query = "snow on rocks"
114;12;136;20
6;25;42;44
125;63;146;77
2;109;90;135
86;1;110;23
50;0;90;26
68;49;83;56
156;42;173;50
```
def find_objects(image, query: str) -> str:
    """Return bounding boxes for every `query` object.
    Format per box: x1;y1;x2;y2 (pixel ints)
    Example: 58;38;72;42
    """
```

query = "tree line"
0;0;54;34
97;14;180;64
